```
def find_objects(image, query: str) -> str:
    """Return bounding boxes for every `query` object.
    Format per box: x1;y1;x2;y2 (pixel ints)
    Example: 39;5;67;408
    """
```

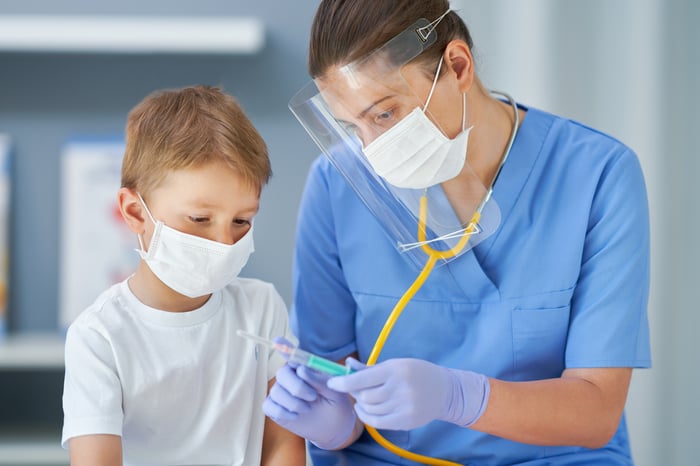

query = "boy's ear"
118;188;147;234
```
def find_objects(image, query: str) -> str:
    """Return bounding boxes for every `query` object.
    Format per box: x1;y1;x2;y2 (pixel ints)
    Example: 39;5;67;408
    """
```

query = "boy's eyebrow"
184;199;260;214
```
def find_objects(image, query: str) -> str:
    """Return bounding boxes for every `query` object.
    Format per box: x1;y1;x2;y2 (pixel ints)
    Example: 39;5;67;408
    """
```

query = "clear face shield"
290;17;501;268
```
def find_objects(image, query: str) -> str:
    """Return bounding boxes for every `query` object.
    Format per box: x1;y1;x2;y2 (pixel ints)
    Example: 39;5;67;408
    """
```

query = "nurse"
264;1;651;464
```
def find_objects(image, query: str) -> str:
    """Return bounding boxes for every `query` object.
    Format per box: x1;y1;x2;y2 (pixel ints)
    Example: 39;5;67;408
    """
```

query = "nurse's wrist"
441;368;491;427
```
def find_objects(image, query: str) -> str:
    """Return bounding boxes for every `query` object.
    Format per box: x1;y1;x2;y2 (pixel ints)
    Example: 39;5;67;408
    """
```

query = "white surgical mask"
362;57;471;189
136;193;254;298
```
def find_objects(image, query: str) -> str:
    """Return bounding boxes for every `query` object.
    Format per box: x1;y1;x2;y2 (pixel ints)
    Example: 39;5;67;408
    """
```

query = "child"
61;85;306;466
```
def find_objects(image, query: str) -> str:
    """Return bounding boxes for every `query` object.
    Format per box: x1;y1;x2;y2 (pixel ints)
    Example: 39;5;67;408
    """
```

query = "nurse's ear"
443;39;475;94
118;187;147;235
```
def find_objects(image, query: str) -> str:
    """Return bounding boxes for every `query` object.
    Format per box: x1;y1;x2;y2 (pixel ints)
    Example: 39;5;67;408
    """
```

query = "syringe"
237;330;354;376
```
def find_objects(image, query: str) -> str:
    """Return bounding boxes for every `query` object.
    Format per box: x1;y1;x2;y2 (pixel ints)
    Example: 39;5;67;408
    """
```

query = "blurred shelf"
0;428;67;465
0;15;265;54
0;333;65;370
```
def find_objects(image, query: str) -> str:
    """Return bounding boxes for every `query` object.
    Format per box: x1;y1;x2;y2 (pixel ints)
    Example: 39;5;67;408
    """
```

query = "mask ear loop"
422;55;444;112
135;192;158;253
136;192;156;224
461;92;467;132
424;57;468;134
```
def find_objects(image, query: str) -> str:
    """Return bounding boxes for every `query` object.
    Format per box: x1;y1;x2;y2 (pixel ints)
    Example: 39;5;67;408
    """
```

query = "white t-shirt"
62;277;292;466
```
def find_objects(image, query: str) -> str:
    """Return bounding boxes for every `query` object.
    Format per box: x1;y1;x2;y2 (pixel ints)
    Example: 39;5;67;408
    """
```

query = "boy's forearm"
261;433;307;466
262;412;307;466
69;434;123;466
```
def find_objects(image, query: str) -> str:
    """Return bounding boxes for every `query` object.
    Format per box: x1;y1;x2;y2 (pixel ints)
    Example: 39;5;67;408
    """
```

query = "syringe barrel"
290;348;352;376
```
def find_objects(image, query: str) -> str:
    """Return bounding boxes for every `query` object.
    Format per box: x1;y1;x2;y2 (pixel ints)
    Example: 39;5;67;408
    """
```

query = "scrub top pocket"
512;303;571;379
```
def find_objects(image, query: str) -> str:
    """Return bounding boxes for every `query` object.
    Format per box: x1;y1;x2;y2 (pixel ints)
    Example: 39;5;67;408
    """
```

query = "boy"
62;85;306;466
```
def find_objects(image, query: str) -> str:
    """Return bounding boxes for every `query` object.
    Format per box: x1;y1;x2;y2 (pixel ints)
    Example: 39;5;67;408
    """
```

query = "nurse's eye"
373;109;394;125
189;216;209;223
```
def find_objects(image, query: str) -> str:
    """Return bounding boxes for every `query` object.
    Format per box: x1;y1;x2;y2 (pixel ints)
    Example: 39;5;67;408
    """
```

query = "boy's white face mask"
136;193;254;298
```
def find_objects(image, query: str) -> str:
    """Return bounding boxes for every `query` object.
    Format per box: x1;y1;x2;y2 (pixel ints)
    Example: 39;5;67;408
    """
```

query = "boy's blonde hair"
121;85;270;197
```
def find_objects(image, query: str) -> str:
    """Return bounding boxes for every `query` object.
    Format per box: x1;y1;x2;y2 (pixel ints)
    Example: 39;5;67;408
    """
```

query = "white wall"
453;0;699;464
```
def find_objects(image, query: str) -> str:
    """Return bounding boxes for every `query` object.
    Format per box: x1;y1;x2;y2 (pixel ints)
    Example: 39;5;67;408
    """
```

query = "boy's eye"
189;216;209;223
234;218;252;226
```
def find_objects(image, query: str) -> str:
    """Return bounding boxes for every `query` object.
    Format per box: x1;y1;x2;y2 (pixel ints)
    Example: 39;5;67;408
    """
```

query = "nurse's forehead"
318;77;414;120
319;63;410;94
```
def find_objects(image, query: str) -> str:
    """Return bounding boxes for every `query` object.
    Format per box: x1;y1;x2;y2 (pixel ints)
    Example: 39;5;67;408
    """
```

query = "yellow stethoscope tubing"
363;195;480;466
361;91;518;465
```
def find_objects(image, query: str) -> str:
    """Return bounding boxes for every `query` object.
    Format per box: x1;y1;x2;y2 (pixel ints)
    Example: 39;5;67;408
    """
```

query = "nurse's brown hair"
308;0;474;79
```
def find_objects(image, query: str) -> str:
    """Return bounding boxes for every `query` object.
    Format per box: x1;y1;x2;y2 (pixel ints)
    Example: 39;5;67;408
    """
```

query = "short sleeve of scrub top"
291;106;651;465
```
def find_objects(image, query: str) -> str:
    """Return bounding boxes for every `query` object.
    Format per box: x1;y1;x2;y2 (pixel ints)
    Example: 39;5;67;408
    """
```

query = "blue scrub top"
291;106;651;465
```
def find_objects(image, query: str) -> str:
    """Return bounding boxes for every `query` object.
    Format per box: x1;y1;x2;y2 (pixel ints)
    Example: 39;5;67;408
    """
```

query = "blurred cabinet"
0;334;67;465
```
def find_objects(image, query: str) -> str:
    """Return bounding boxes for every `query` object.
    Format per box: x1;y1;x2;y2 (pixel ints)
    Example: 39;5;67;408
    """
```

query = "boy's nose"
214;228;245;246
214;229;236;246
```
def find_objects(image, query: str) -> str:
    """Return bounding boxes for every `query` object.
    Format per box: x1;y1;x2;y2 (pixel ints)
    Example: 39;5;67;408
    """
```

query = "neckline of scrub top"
436;105;554;300
474;105;554;258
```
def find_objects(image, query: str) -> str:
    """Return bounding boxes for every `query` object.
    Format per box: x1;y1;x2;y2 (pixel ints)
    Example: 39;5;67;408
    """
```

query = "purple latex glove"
263;339;357;450
328;357;490;431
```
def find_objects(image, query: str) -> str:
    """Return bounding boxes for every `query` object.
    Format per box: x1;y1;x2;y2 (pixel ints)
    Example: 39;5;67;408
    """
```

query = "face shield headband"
289;14;505;269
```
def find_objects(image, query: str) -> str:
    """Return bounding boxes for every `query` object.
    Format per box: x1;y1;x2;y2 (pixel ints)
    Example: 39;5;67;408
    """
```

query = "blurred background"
0;0;696;465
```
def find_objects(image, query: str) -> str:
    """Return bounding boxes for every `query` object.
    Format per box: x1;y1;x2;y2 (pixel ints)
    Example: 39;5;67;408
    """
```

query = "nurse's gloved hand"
328;357;490;431
263;342;358;450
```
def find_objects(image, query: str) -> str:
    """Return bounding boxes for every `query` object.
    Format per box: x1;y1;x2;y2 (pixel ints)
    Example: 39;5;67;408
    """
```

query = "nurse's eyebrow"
357;96;393;119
